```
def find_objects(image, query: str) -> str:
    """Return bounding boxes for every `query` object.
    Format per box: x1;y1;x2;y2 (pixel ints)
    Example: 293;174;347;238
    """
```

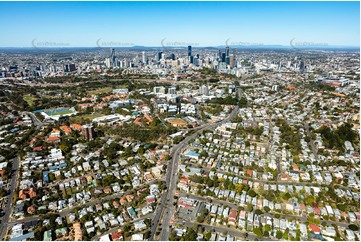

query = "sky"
0;1;359;47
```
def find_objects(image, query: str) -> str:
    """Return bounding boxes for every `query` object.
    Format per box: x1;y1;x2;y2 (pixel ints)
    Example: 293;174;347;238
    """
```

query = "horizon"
0;1;359;48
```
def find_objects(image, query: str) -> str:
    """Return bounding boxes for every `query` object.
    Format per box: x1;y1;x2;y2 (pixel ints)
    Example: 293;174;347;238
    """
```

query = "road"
178;192;351;229
0;157;20;240
305;122;319;162
152;106;239;241
179;192;349;228
25;111;43;129
8;180;158;227
177;219;274;241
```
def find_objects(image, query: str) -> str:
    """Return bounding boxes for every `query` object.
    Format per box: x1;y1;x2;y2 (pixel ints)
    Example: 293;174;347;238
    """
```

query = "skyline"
0;1;360;48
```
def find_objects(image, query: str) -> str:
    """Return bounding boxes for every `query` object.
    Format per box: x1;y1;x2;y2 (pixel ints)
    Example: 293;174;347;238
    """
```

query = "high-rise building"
63;64;76;72
225;56;230;65
299;60;305;73
153;86;166;94
189;56;194;64
221;53;226;63
168;87;177;94
229;55;234;68
199;85;209;95
193;57;199;66
82;125;95;141
225;46;230;57
169;53;175;60
142;51;146;63
157;52;163;61
110;48;116;67
188;46;192;57
105;58;111;68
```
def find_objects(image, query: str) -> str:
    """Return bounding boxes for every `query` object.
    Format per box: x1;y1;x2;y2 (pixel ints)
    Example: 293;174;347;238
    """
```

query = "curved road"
150;106;239;241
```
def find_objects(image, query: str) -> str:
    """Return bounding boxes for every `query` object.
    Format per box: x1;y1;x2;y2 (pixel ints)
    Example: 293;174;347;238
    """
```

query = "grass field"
48;109;74;116
88;87;113;95
23;94;37;106
70;113;103;124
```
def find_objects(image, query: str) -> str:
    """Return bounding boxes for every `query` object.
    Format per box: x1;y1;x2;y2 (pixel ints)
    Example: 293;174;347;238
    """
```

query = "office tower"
157;52;163;61
199;85;209;95
221;53;226;63
225;57;230;65
193;57;199;66
82;125;95;141
142;51;146;63
189;56;194;64
169;53;175;60
188;46;192;57
168;87;177;94
161;53;166;60
225;46;230;57
218;50;222;59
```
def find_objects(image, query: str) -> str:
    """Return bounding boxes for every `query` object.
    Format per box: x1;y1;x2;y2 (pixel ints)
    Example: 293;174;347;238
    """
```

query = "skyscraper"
187;46;192;57
110;48;116;67
221;53;226;63
189;56;194;64
300;60;305;73
157;52;163;61
225;46;230;57
142;51;146;64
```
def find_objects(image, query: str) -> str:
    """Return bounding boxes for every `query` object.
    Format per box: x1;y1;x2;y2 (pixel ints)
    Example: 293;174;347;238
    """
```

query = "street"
152;106;239;241
0;157;20;240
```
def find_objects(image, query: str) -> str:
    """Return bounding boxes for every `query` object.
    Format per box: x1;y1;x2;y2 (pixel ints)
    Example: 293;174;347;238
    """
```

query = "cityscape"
0;1;360;242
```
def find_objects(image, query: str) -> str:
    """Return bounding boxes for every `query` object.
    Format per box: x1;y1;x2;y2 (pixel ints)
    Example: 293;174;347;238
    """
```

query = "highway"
0;157;20;240
151;106;239;241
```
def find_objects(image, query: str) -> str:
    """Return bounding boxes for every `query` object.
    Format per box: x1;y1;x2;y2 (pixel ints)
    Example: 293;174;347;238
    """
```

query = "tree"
348;224;359;231
264;206;271;213
247;204;253;212
276;231;283;239
253;227;263;237
254;209;263;215
264;224;271;232
183;228;197;241
248;189;257;197
205;231;211;241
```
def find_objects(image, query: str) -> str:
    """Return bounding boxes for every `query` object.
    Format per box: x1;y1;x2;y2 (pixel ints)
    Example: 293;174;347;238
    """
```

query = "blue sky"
0;1;359;47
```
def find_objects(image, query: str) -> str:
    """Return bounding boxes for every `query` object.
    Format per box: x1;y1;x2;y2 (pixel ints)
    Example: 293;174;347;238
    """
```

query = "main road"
0;157;20;240
150;106;239;241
